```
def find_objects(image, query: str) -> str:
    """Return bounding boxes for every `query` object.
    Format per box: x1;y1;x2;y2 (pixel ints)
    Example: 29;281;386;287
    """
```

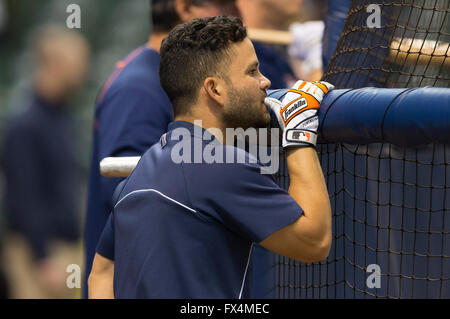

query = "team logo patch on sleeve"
282;97;307;123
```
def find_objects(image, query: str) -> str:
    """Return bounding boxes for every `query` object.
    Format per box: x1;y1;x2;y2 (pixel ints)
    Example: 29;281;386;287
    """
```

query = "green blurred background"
0;0;151;231
0;0;151;165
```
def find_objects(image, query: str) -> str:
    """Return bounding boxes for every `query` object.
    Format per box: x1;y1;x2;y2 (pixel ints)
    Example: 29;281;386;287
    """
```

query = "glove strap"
284;129;317;148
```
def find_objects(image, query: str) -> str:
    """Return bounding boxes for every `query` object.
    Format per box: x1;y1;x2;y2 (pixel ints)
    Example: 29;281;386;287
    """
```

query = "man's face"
58;45;89;94
40;37;90;103
221;38;271;130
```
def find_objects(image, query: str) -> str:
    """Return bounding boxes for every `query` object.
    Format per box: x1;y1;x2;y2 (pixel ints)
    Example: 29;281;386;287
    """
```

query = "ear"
174;0;194;22
203;76;226;106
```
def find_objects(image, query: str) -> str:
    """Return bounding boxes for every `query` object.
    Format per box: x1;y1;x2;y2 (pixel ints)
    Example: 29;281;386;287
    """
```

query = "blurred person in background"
237;0;324;82
1;26;90;298
84;0;240;298
0;210;8;299
0;0;10;299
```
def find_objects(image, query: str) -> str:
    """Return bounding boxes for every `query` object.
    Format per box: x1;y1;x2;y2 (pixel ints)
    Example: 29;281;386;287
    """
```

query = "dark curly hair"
159;16;247;116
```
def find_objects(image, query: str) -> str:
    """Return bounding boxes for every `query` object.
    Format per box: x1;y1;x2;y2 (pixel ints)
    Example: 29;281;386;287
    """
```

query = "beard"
222;84;270;130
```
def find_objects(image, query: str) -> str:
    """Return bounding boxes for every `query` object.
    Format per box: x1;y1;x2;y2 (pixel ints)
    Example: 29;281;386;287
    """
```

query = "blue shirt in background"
253;41;296;89
84;46;173;296
2;93;81;260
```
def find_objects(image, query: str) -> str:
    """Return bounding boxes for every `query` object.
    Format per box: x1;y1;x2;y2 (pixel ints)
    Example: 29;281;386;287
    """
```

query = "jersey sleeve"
95;178;128;261
186;152;303;243
96;213;115;260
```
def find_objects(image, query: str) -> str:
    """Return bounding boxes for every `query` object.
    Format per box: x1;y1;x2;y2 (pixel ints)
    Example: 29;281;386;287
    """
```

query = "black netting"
276;144;450;298
274;0;450;299
324;0;449;88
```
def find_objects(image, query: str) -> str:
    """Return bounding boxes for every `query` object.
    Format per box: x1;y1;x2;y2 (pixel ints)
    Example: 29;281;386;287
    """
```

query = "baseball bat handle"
100;157;141;178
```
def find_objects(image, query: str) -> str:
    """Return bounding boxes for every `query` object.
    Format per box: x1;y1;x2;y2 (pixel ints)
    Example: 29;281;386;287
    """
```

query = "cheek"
246;80;263;101
63;62;87;88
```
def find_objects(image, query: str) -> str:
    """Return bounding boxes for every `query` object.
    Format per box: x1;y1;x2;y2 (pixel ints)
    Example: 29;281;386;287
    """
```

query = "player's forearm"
88;253;115;299
286;147;332;251
88;275;114;299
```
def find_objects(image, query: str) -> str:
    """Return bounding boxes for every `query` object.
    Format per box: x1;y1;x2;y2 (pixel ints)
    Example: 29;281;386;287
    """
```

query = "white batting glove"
265;80;334;148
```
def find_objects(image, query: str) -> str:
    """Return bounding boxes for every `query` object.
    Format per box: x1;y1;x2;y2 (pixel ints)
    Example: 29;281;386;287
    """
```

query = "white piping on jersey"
115;188;254;299
114;188;197;214
238;243;254;299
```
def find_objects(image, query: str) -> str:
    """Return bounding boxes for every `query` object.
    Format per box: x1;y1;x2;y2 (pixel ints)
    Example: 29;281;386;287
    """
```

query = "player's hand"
265;80;334;148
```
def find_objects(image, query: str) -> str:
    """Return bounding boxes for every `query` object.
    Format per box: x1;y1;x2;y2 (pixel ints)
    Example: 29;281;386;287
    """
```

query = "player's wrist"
283;128;318;148
285;146;318;173
284;143;316;151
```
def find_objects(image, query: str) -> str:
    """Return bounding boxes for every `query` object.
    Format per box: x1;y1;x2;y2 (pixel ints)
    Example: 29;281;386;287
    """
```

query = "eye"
249;69;258;76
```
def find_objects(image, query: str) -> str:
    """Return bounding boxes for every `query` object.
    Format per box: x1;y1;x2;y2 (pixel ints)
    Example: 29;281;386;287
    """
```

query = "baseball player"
84;0;239;297
89;16;333;299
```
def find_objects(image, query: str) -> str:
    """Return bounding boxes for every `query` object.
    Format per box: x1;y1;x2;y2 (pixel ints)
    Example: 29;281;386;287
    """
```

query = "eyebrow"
246;61;259;72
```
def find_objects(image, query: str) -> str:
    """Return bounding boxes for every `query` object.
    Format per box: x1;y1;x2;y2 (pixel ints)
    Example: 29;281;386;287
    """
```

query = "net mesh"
323;0;450;88
274;0;450;298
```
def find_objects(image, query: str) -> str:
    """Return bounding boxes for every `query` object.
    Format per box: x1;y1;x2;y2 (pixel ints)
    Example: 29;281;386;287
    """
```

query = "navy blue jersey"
96;121;303;299
84;46;173;295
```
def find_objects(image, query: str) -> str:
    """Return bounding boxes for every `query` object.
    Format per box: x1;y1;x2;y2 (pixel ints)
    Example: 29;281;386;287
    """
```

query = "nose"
260;74;271;90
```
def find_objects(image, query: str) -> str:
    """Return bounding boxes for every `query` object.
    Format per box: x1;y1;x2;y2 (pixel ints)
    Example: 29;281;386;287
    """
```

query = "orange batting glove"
265;80;334;148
